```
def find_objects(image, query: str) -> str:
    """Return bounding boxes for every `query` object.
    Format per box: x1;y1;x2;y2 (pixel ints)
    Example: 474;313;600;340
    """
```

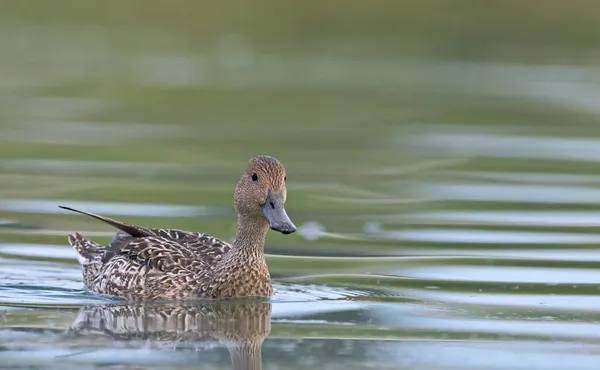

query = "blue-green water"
4;180;600;370
3;2;600;369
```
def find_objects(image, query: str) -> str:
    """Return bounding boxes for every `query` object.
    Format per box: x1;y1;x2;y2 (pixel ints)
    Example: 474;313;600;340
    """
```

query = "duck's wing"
106;236;211;272
143;228;232;255
104;229;232;264
104;233;231;268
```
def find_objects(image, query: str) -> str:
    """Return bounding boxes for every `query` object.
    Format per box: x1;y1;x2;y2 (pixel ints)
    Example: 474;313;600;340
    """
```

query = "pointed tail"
59;205;146;238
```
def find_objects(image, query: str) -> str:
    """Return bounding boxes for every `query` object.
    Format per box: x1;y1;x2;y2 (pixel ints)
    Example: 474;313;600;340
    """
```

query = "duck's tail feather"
59;205;145;238
67;232;104;265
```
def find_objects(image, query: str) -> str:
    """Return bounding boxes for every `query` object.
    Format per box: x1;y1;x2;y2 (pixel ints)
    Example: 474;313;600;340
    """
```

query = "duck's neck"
231;215;270;259
205;215;272;298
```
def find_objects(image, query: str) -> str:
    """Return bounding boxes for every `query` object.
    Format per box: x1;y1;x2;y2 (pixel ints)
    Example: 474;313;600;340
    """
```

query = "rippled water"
4;159;600;370
5;123;600;368
3;2;600;369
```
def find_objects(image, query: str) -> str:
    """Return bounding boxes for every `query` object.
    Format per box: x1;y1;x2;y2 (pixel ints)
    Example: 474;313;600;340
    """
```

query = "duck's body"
63;212;251;300
61;155;295;301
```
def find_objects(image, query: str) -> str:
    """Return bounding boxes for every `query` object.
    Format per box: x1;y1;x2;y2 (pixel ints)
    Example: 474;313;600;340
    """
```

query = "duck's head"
234;155;296;234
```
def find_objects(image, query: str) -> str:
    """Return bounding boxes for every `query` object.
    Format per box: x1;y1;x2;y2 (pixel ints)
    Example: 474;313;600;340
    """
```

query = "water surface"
3;2;600;369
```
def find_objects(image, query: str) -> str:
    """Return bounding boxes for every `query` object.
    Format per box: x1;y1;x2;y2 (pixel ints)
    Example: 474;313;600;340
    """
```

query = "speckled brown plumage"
69;299;271;369
60;155;296;301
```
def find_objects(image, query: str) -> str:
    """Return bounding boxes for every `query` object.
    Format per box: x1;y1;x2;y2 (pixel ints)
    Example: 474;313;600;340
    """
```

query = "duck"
59;155;296;301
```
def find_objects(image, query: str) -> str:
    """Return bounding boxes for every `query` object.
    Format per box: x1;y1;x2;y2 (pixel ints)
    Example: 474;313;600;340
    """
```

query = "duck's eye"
252;173;258;182
284;176;287;182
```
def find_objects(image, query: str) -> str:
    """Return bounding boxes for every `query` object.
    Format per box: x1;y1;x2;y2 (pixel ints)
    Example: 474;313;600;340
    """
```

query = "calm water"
3;2;600;369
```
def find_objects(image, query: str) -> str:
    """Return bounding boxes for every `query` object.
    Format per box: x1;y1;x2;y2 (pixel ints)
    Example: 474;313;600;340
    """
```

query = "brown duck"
59;155;296;300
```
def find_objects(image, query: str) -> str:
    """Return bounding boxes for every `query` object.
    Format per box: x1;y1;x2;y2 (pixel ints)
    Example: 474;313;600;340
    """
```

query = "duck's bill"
261;192;297;235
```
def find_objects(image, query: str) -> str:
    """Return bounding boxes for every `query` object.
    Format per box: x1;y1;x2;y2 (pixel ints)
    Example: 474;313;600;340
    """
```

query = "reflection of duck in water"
59;155;296;300
69;300;271;370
